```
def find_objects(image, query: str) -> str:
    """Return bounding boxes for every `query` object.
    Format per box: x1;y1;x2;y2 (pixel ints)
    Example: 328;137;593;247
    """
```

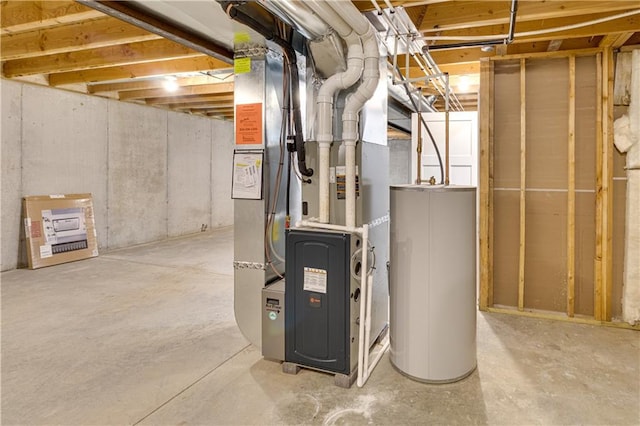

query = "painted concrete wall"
168;112;212;237
1;80;23;270
211;119;234;227
108;102;168;248
0;79;234;271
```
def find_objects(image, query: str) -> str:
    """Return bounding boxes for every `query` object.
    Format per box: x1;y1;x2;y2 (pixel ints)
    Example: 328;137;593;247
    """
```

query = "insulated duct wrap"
613;49;640;325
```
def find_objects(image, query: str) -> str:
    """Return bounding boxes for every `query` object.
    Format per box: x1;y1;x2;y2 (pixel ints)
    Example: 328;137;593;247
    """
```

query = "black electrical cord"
219;1;313;178
394;64;445;184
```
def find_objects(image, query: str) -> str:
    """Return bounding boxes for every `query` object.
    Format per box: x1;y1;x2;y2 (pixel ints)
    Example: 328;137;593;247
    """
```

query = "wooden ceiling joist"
119;82;234;100
48;56;231;86
599;32;635;48
87;75;231;93
175;102;235;110
167;100;235;110
0;16;161;60
3;38;203;77
0;1;103;34
149;94;235;106
418;1;640;33
424;12;640;46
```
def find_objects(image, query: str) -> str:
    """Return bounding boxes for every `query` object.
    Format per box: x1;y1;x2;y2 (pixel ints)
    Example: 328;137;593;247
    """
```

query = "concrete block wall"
1;79;234;271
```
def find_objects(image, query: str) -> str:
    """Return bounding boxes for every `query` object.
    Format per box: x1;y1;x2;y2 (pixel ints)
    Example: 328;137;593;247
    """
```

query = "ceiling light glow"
163;76;179;92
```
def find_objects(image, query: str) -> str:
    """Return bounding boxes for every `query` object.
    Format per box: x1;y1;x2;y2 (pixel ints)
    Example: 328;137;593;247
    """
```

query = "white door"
411;111;478;186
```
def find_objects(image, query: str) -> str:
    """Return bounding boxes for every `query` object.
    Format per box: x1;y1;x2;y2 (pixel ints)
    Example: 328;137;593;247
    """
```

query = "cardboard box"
22;194;98;269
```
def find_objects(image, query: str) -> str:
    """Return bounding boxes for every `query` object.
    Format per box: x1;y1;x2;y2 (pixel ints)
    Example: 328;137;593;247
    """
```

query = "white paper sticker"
24;218;32;239
329;167;336;184
49;194;65;199
40;245;53;258
334;166;359;176
303;267;327;294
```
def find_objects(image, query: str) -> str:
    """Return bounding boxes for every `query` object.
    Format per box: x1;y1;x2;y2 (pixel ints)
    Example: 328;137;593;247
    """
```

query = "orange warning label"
235;103;263;145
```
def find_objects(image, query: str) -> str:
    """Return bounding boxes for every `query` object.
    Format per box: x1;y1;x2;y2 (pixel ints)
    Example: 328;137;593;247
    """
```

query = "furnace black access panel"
285;229;351;374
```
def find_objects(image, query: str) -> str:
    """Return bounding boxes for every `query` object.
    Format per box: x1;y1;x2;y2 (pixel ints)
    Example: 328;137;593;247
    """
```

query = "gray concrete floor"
2;226;639;425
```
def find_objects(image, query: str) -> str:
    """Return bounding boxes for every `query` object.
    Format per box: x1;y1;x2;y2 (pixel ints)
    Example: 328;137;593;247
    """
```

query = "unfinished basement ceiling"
1;1;640;118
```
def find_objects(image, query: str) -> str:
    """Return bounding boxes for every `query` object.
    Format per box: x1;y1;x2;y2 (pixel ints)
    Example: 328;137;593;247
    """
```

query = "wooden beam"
567;55;576;318
603;47;615;322
48;56;231;86
408;62;480;79
599;32;635;48
87;75;232;93
191;107;234;113
594;49;614;322
422;12;640;45
479;59;494;311
147;94;235;106
1;1;103;34
418;1;640;32
487;47;604;62
595;53;604;321
174;102;235;110
428;44;602;68
1;16;160;60
518;58;527;312
3;38;202;77
119;82;234;101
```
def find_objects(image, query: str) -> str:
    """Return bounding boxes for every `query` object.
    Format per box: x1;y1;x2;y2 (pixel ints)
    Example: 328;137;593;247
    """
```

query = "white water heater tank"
389;185;477;383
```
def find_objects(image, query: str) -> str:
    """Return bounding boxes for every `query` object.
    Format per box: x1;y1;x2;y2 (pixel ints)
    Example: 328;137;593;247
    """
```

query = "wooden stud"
488;61;495;307
567;55;576;317
595;53;604;321
518;58;527;312
479;59;494;311
603;48;615;322
595;48;614;322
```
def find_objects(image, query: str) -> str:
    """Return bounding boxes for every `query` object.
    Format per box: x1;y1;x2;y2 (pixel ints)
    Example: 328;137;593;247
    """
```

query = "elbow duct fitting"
307;1;365;224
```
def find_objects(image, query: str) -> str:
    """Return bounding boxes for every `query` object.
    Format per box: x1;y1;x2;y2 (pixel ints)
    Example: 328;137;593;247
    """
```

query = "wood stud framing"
479;59;493;311
518;58;526;312
478;48;631;328
567;55;576;318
